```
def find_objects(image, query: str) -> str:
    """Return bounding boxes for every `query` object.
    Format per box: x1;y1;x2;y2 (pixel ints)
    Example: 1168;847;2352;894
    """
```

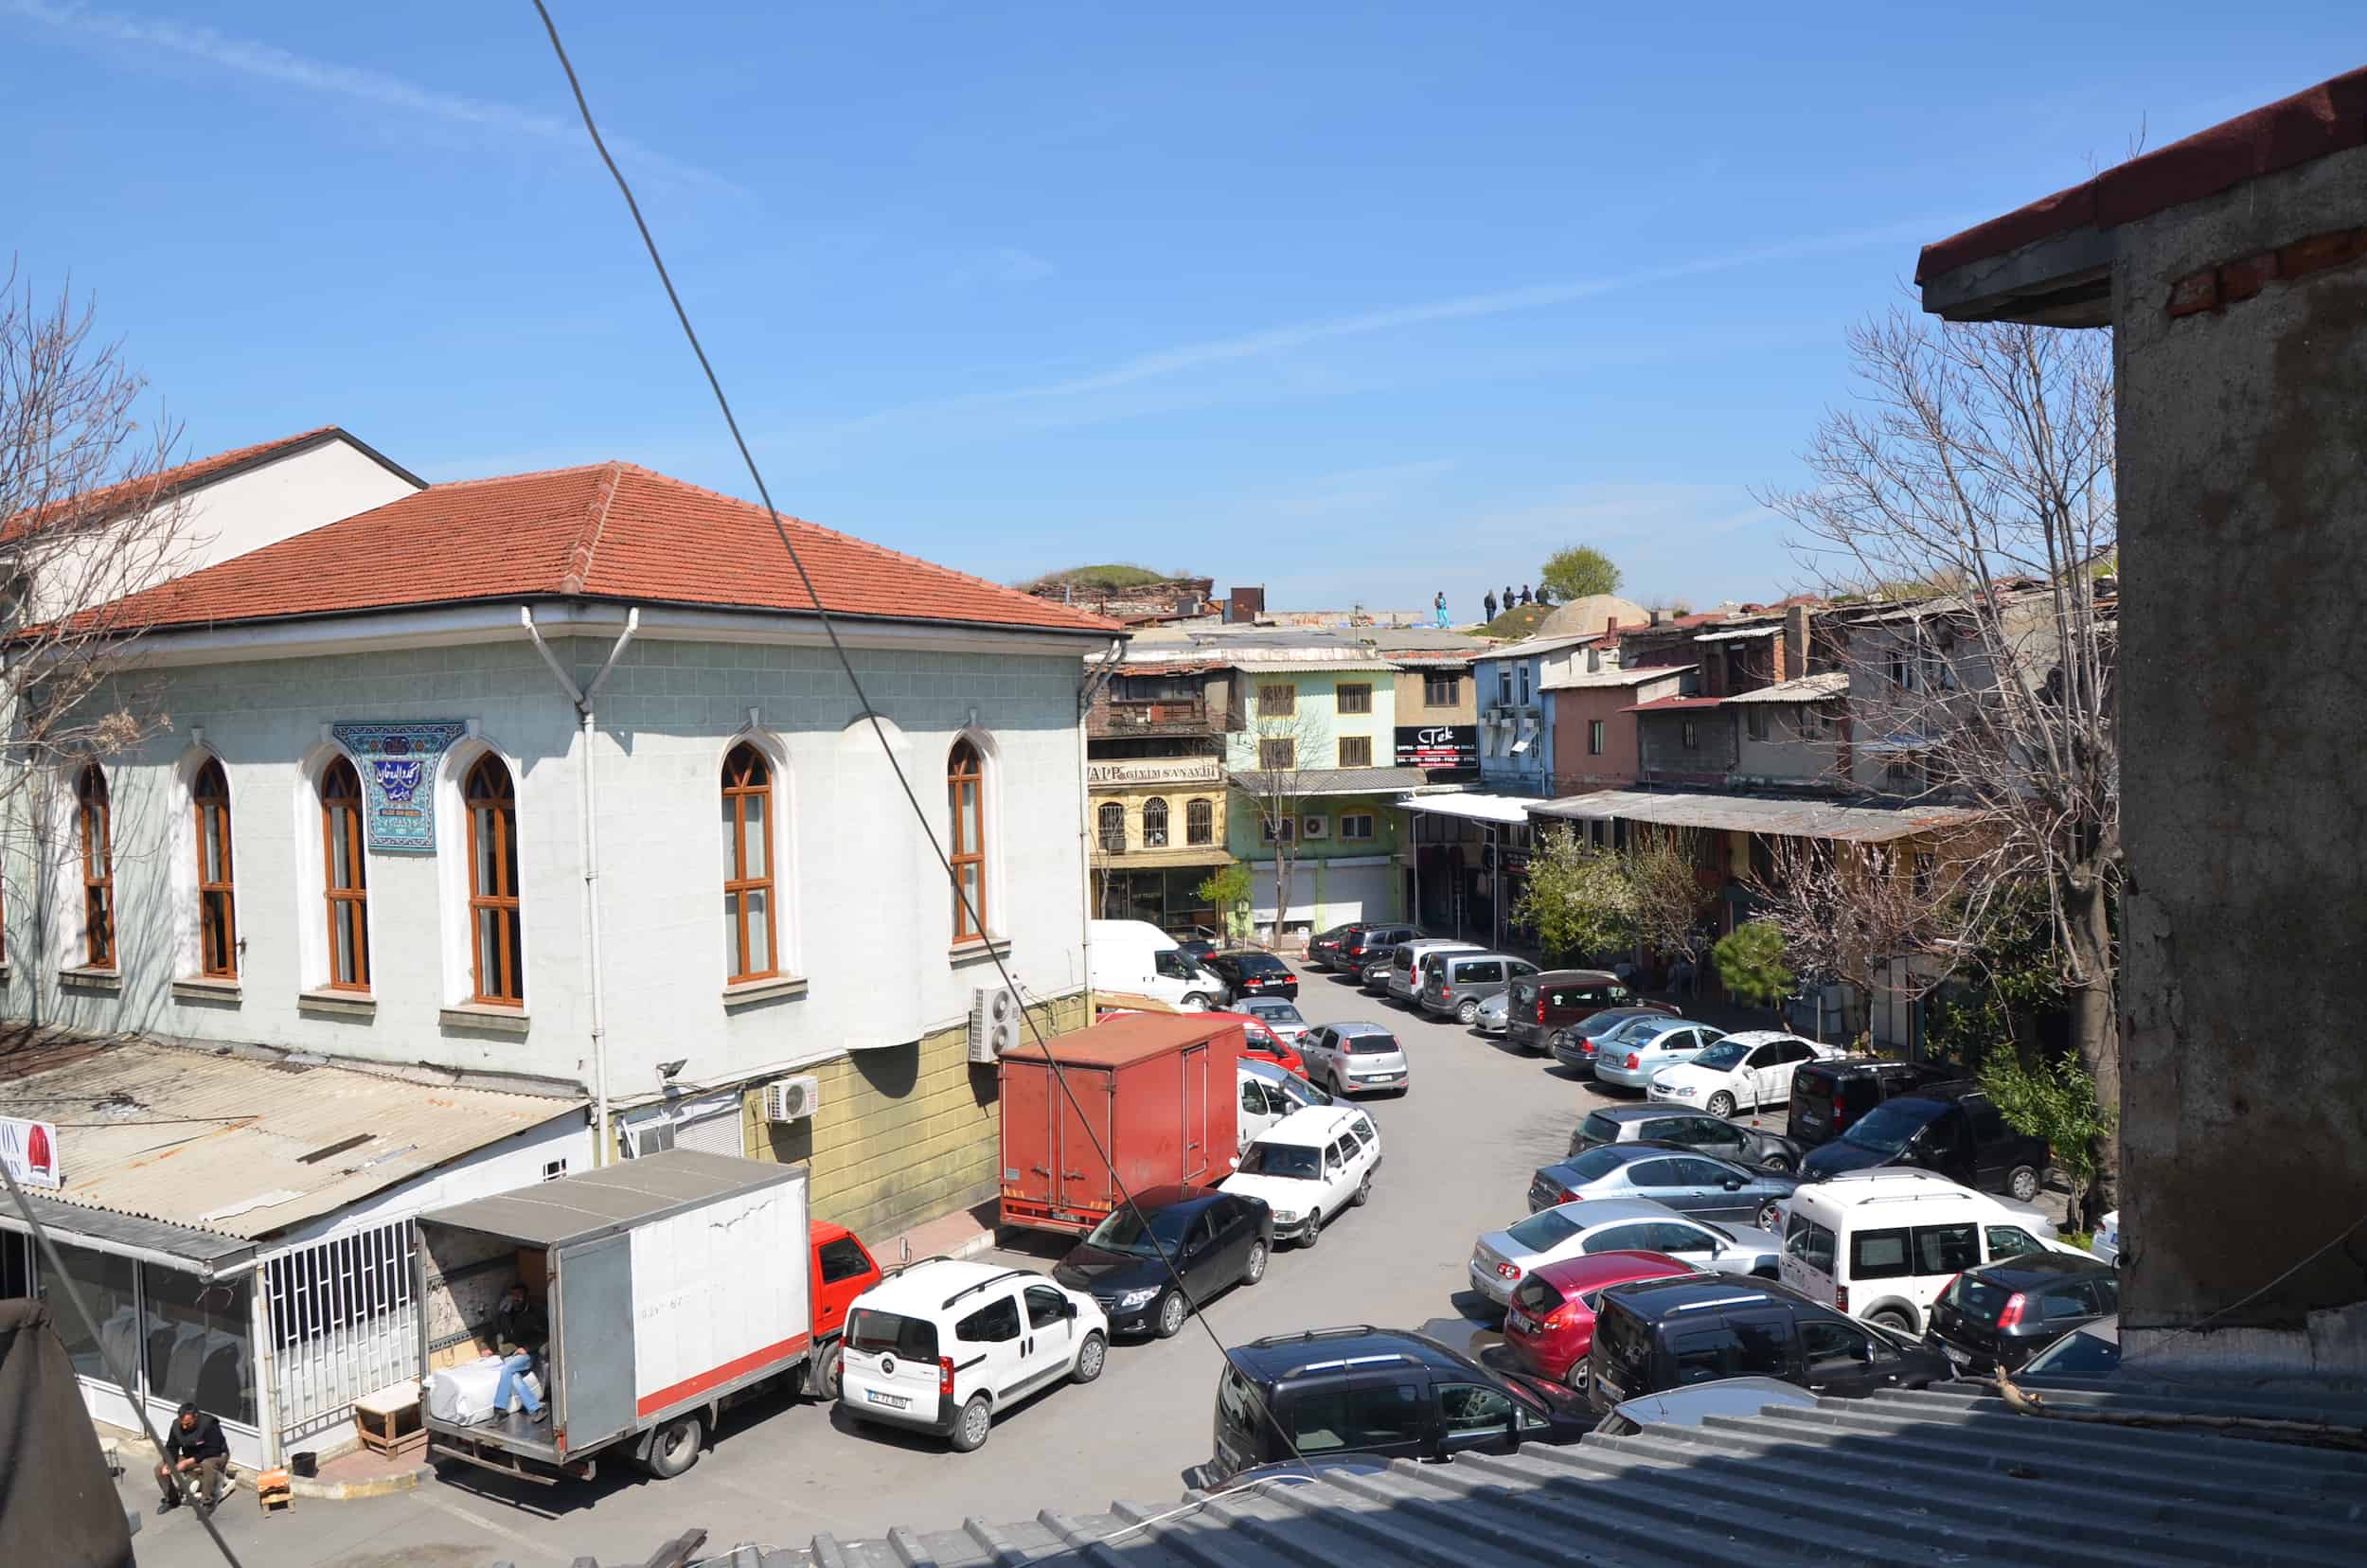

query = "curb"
285;1464;433;1501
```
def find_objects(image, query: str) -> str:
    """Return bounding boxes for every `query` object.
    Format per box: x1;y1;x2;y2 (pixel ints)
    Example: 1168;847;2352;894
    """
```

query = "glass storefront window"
42;1239;137;1385
142;1267;257;1427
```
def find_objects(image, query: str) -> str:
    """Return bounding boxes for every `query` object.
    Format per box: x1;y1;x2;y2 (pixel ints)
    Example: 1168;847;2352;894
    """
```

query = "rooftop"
419;1149;798;1249
0;426;421;543
1533;789;1982;844
1725;671;1851;704
1000;1011;1241;1071
1233;766;1436;797
1539;665;1691;691
78;460;1120;638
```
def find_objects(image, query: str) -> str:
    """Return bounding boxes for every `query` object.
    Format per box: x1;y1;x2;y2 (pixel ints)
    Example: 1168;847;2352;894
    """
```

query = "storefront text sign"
1086;756;1223;788
1395;724;1478;775
0;1116;62;1190
330;721;470;852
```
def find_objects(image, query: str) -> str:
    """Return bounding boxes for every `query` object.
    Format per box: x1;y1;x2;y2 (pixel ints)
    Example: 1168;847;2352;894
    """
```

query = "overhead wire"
521;0;1311;1471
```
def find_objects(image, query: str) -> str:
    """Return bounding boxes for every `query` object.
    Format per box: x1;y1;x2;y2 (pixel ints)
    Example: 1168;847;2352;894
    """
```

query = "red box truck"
999;1013;1245;1236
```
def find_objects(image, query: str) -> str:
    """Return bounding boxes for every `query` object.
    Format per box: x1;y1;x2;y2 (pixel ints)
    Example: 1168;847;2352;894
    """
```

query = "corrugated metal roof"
1539;666;1689;691
419;1149;797;1249
1532;789;1981;844
0;1033;581;1244
1694;622;1780;642
1725;671;1851;704
1231;767;1433;797
615;1379;2367;1568
1391;792;1537;826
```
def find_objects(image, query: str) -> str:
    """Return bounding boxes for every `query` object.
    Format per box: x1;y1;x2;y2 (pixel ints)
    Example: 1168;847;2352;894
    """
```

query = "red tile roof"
1917;66;2367;282
2;427;417;543
85;461;1121;637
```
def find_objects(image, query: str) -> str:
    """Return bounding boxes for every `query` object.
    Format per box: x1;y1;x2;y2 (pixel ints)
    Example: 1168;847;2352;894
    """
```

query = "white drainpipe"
521;606;640;1165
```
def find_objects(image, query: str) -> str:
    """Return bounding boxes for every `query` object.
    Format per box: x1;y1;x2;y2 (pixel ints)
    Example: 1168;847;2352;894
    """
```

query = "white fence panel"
262;1218;420;1442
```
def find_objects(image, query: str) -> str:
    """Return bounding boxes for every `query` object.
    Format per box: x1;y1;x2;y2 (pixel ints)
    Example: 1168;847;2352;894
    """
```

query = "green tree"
1979;1051;2115;1230
1714;920;1793;1016
1196;861;1253;939
1514;829;1637;962
1539;544;1623;602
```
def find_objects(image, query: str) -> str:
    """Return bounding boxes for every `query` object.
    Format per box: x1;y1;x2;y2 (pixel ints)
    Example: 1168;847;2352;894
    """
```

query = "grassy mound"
1023;563;1174;594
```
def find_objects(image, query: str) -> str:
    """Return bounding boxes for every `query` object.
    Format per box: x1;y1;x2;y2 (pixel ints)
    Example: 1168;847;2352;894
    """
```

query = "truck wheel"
1706;1092;1736;1118
950;1394;993;1453
1154;1290;1188;1339
2007;1165;2041;1203
1242;1240;1269;1286
642;1415;703;1479
1456;998;1480;1025
1868;1306;1915;1334
1072;1332;1108;1384
810;1342;844;1400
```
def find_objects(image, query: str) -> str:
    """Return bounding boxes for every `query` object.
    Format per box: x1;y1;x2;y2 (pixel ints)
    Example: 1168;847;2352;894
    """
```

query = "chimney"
1650;607;1667;627
1784;604;1811;680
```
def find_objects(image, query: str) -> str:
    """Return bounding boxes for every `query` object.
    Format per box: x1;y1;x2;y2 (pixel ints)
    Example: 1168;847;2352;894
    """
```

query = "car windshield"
1563;1147;1630;1183
1250;1002;1306;1025
1691;1041;1751;1071
1341;1033;1399;1055
1618;1019;1679;1044
2023;1325;2121;1377
1084;1203;1198;1257
1841;1099;1932;1154
1505;1209;1582;1254
846;1309;938;1360
1577;1112;1623;1147
1233;954;1288;974
1237;1143;1322;1180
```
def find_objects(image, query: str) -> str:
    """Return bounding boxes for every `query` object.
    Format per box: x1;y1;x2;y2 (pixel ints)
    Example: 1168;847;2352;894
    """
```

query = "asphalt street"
123;967;1789;1568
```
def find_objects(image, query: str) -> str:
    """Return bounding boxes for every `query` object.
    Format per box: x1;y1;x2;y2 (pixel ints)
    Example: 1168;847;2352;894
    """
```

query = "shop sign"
0;1116;62;1190
1087;756;1223;788
330;721;471;852
1396;723;1478;773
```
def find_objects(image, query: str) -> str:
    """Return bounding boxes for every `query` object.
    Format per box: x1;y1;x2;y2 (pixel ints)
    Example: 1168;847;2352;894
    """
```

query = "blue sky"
5;4;2358;613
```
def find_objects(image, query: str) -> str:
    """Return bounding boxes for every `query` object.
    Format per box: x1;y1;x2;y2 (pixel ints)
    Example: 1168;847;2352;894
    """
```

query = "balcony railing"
1100;697;1214;735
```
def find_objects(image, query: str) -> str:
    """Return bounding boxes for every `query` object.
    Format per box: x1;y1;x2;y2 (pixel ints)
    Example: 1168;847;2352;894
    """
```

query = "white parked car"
839;1260;1107;1452
2091;1209;2121;1266
1219;1105;1381;1248
1467;1198;1782;1309
1474;991;1510;1036
1647;1031;1845;1117
1236;1058;1330;1152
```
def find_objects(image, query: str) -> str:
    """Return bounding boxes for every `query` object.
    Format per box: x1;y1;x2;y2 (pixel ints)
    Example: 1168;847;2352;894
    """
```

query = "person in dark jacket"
493;1283;549;1422
1483;589;1499;620
156;1400;229;1514
1520;583;1534;606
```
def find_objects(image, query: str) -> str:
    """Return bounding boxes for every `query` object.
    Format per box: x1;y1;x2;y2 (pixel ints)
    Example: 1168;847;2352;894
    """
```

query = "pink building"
1543;665;1690;793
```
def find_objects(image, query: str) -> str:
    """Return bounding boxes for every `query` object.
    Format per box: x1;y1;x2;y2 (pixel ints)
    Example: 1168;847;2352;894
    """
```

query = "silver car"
1593;1018;1728;1092
1236;997;1311;1047
1468;1197;1782;1308
1474;990;1510;1036
1297;1021;1411;1097
1416;951;1539;1025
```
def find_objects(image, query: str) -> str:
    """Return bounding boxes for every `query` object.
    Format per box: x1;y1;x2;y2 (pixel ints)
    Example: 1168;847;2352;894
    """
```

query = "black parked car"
1052;1186;1272;1340
1787;1057;1961;1149
1328;923;1419;976
1569;1104;1806;1173
1202;951;1299;1001
1529;1141;1801;1230
1925;1253;2121;1374
1208;1327;1591;1483
1799;1081;2050;1201
1587;1274;1950;1413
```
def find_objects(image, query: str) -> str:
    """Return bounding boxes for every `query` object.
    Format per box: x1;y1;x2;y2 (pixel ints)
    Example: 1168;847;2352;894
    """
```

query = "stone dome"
1536;594;1650;639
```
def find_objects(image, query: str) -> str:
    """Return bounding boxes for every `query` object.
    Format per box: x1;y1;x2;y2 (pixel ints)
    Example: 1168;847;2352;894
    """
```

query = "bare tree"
1;266;196;963
1233;695;1320;946
1761;309;2119;1203
1622;828;1716;973
1749;834;1973;1046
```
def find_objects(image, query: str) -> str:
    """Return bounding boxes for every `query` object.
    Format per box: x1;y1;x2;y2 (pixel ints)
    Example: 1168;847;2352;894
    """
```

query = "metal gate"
261;1218;420;1439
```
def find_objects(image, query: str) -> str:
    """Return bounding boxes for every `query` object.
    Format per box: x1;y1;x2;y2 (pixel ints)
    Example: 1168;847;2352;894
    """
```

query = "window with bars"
1097;800;1127;853
1424;672;1460;706
1338;736;1373;768
721;743;779;983
1336;683;1372;715
192;758;238;978
1340;813;1375;841
465;755;524;1005
1185;797;1214;845
950;739;988;941
321;758;370;990
1257;684;1295;717
1589;719;1606;756
76;764;114;969
1258;738;1294;771
1745;704;1770;741
1142;796;1169;846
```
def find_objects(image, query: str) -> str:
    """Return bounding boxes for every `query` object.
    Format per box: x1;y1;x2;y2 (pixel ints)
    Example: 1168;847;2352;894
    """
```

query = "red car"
1501;1250;1695;1390
1207;1010;1307;1078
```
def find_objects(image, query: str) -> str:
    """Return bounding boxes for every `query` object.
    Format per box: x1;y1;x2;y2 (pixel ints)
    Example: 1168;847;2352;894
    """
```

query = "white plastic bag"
425;1357;507;1426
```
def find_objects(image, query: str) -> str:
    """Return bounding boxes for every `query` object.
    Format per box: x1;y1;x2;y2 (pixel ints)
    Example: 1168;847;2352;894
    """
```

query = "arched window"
948;739;988;943
321;758;369;990
1096;801;1126;854
721;743;777;983
192;758;237;978
76;764;114;969
1142;796;1169;848
1185;797;1215;846
464;755;523;1006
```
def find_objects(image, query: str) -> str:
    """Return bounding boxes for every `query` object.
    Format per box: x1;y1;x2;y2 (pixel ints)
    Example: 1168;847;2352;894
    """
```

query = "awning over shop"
1391;791;1538;826
1532;789;1980;844
1230;766;1437;797
0;1186;257;1277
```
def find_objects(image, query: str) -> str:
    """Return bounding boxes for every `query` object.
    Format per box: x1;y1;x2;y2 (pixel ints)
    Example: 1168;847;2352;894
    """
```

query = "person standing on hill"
1433;590;1448;628
1483;589;1499;621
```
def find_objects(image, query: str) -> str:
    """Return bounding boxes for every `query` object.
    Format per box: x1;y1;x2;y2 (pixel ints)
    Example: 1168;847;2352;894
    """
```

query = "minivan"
1087;918;1226;1010
1417;951;1539;1025
1329;923;1419;975
1383;939;1484;1007
1777;1170;2081;1335
1786;1058;1960;1149
1585;1274;1949;1413
1503;970;1668;1055
1798;1080;2050;1201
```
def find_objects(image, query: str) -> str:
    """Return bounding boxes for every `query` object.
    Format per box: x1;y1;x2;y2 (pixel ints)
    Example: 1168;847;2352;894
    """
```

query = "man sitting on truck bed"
494;1284;550;1423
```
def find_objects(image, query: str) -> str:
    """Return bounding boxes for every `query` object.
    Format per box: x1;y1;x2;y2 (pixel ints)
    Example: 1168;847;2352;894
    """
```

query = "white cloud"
6;1;738;193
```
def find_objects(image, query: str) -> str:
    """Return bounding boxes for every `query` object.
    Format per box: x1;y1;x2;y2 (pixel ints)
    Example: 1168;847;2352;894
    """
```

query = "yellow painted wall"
736;990;1091;1241
1090;779;1230;870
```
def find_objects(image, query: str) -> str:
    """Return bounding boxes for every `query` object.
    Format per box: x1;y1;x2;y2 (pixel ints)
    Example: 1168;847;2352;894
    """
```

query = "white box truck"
417;1149;878;1483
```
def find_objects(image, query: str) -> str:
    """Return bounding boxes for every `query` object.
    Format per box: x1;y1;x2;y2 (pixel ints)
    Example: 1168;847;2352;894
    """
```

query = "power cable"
0;1154;250;1568
523;0;1310;1472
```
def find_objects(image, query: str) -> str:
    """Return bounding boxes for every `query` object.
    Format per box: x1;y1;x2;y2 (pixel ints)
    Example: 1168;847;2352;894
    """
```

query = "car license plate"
865;1389;912;1410
1596;1377;1623;1402
1366;1073;1402;1083
1941;1344;1971;1366
1504;1310;1533;1333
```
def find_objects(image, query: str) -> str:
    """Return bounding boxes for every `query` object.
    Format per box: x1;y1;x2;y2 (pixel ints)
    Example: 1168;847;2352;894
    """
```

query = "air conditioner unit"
621;1116;676;1160
970;984;1023;1064
761;1075;821;1123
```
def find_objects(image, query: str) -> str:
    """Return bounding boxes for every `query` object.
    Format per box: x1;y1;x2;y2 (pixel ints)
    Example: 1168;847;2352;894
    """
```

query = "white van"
1777;1170;2082;1335
1088;919;1223;1010
1236;1058;1331;1152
